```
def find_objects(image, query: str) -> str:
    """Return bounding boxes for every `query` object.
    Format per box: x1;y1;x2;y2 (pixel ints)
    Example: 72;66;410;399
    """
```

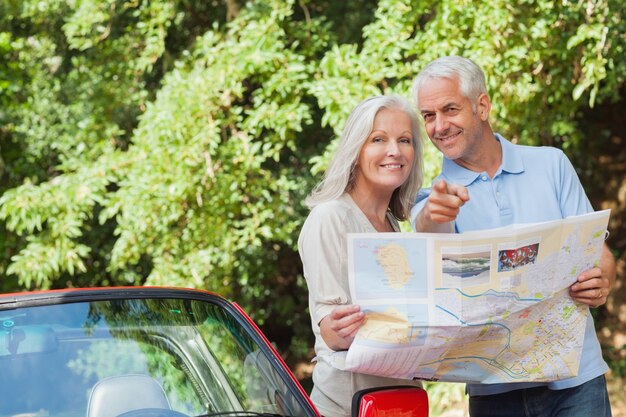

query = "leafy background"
1;1;624;415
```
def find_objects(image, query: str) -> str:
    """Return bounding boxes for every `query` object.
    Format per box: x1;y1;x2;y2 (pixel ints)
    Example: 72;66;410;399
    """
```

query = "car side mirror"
352;386;429;417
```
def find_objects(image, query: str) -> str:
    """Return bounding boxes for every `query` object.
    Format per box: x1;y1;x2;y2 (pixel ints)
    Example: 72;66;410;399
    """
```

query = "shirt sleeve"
298;204;351;325
556;151;594;216
410;187;432;231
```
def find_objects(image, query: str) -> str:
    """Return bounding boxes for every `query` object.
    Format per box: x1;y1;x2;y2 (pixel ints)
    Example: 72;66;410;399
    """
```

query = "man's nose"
435;115;449;133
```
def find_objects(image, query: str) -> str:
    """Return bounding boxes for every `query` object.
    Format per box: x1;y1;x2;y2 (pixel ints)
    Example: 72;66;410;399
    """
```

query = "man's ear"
476;93;491;121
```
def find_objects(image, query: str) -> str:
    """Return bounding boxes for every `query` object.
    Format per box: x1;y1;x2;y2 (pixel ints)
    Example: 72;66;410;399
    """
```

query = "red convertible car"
0;287;428;417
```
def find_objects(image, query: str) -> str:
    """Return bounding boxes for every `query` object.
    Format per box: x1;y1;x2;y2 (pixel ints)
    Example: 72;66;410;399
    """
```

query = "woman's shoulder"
301;194;359;232
311;194;354;213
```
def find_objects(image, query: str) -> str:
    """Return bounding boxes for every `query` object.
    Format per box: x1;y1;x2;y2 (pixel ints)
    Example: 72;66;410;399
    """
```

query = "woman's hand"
319;304;366;351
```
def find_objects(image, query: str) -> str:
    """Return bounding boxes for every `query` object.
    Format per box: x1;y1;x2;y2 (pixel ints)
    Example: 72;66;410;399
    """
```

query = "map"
323;210;610;384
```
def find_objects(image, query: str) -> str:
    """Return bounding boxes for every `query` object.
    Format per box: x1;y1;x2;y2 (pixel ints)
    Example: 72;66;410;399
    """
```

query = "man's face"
418;77;487;165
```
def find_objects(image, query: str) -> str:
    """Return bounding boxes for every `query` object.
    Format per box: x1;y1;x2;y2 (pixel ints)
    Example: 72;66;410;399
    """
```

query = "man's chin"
435;146;459;161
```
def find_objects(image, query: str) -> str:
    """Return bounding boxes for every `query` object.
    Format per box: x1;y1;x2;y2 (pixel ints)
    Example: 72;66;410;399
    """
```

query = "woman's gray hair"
412;56;487;110
305;95;423;221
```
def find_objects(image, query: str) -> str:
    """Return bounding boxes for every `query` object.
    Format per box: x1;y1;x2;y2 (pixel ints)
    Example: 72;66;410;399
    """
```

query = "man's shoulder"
512;142;566;159
506;142;580;184
497;134;566;160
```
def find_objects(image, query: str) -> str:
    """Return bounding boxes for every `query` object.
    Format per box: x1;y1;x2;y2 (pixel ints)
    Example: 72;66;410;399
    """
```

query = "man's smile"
434;130;462;142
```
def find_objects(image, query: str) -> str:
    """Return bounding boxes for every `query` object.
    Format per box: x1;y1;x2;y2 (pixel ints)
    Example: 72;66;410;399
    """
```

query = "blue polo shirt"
412;134;609;395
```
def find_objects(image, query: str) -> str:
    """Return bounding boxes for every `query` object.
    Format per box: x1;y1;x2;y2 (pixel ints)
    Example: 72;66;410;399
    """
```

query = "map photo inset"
497;243;540;272
441;246;491;286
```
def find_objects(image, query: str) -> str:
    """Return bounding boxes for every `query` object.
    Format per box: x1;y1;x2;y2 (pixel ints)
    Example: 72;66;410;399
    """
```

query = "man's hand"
319;304;365;351
569;243;616;308
414;180;469;232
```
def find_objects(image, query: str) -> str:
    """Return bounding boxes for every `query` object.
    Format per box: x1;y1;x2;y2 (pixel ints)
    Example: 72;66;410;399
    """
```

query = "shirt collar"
440;133;524;186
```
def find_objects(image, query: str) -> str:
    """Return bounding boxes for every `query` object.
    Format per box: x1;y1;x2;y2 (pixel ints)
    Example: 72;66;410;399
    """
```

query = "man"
411;56;616;417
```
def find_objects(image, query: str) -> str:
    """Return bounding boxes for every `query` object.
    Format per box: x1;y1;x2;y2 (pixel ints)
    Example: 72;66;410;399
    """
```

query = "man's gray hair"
412;56;487;109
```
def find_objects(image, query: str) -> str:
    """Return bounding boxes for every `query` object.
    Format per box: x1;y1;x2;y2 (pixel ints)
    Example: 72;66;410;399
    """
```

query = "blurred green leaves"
0;0;624;367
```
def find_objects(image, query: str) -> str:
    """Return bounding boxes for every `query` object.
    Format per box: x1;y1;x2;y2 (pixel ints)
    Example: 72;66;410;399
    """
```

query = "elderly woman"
298;95;424;417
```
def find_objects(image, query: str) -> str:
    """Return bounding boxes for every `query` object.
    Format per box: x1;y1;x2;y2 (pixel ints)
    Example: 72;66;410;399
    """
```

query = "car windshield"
0;296;309;417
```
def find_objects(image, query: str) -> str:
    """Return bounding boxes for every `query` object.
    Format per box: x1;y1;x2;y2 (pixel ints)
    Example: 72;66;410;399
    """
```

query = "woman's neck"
348;188;394;232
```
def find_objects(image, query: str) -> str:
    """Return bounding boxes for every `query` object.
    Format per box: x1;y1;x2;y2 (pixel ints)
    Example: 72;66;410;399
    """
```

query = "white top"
298;193;421;417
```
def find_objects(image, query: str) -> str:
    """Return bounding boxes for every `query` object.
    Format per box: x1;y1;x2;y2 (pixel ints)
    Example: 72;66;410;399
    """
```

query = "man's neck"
454;131;502;178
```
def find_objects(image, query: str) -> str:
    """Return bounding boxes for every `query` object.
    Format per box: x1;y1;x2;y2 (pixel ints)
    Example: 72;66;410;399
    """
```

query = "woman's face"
354;108;415;195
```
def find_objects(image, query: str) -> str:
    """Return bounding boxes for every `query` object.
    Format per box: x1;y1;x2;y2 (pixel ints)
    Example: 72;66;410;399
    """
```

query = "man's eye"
422;114;434;121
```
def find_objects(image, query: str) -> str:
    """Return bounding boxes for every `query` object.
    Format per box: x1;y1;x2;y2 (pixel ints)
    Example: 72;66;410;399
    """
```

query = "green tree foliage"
1;0;624;374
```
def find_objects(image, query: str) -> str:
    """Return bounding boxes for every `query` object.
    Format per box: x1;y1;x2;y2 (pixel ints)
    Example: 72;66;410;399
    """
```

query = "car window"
0;297;308;417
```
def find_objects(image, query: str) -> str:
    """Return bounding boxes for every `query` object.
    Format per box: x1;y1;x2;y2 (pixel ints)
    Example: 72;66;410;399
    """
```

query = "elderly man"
411;56;616;417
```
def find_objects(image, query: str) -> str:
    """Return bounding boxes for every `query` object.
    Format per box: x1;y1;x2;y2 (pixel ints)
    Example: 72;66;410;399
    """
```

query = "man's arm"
569;243;616;307
413;180;469;233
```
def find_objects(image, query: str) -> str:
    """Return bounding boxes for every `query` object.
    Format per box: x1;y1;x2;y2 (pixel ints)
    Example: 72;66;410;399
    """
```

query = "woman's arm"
299;201;360;350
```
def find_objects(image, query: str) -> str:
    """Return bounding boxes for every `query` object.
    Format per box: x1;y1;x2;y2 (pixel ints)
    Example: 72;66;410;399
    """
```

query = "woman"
298;95;424;417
